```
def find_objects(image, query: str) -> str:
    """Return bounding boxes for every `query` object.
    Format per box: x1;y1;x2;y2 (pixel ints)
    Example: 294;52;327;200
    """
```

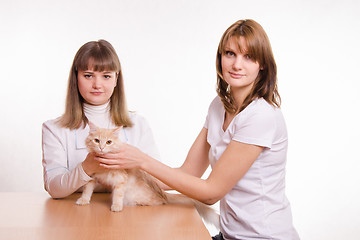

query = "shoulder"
42;117;72;146
248;98;276;111
125;112;153;133
233;98;282;132
207;96;224;114
209;96;223;108
231;98;284;147
127;112;149;127
42;117;63;132
242;98;279;121
42;117;75;138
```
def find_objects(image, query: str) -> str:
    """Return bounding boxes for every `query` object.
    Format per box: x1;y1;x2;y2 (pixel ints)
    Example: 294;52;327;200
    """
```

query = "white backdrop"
1;0;359;239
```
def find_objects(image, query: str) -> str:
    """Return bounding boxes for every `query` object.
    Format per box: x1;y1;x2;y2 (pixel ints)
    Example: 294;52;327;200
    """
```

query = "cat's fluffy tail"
165;193;220;229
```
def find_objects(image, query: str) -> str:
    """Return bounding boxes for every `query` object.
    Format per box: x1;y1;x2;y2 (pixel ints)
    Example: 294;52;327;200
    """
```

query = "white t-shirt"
205;96;299;240
42;102;160;198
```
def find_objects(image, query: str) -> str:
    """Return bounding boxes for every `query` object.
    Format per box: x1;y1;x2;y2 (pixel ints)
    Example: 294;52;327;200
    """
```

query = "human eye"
224;51;235;56
245;54;251;59
83;74;93;79
244;54;256;62
103;72;115;80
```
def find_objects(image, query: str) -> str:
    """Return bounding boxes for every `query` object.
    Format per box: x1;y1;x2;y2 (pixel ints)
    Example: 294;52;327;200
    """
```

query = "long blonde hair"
216;19;281;114
57;39;133;129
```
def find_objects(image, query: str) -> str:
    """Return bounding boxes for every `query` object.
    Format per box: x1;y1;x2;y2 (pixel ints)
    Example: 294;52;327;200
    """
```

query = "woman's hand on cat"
82;152;108;176
95;144;149;170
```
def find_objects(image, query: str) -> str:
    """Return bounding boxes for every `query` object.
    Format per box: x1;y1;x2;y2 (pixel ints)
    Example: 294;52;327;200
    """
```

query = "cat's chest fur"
93;169;166;207
76;123;220;229
93;170;128;189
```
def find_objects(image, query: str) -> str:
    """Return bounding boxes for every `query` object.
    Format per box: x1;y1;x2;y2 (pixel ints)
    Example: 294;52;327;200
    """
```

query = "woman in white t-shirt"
94;20;299;239
42;40;160;198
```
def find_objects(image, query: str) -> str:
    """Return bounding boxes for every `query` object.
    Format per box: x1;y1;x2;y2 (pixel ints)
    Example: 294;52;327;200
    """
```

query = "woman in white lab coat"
42;40;160;198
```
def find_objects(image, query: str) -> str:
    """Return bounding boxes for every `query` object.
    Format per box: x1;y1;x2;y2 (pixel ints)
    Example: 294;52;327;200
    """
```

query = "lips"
91;92;103;96
229;72;245;79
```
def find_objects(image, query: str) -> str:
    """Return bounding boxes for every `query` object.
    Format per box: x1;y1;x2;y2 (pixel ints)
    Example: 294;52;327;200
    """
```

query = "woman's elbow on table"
44;180;72;199
194;181;224;205
199;192;223;205
203;197;221;206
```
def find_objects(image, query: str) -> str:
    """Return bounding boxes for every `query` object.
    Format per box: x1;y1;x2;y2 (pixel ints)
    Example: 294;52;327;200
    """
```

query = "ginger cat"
76;122;219;228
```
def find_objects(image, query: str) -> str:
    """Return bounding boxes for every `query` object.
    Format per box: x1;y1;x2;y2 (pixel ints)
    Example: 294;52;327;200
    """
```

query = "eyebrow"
223;46;234;51
82;71;113;74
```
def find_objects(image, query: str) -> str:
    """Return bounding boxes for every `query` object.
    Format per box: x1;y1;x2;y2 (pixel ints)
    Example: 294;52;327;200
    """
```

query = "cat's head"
85;122;123;154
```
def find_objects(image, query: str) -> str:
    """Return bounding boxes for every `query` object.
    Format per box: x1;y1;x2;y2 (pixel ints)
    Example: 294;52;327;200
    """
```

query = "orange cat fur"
76;122;219;228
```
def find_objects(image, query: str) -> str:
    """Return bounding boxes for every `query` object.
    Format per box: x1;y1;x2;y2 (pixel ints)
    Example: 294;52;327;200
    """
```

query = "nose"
232;56;243;70
92;76;101;89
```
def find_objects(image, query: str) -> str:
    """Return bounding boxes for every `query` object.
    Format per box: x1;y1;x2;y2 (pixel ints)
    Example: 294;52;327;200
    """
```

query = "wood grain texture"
0;192;212;240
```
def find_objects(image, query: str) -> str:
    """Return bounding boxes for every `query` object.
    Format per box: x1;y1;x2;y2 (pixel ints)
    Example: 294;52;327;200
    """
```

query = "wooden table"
0;192;212;240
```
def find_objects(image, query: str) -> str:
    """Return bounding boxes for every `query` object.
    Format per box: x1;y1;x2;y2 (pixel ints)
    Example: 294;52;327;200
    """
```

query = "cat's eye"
94;138;100;143
106;140;112;145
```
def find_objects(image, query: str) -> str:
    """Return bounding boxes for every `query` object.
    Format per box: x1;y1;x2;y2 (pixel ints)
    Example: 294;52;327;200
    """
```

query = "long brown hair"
57;39;133;129
216;19;281;114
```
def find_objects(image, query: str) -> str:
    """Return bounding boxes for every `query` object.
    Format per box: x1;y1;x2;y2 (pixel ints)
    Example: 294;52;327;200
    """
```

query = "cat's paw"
76;198;90;205
111;204;123;212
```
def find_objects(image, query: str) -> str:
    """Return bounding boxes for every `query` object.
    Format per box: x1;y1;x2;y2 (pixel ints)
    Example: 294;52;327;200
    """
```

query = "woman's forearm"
141;154;219;204
44;163;92;199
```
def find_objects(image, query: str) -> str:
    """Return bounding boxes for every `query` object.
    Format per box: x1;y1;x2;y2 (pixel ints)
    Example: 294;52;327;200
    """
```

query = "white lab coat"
42;110;160;198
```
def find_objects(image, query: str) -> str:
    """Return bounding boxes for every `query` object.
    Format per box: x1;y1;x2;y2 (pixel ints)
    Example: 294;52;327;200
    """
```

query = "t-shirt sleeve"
204;112;209;129
232;105;276;149
204;96;221;130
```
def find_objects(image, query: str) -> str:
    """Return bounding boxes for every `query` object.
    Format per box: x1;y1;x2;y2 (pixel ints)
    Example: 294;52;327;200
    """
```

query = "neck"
231;85;253;111
83;101;110;115
83;101;112;128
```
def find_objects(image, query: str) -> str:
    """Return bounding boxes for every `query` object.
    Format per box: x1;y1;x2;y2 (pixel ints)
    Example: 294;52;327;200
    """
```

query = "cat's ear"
88;121;98;133
113;125;123;135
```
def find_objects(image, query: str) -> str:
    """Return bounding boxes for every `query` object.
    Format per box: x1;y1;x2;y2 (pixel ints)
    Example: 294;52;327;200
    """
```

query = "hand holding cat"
95;143;150;170
82;152;110;176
